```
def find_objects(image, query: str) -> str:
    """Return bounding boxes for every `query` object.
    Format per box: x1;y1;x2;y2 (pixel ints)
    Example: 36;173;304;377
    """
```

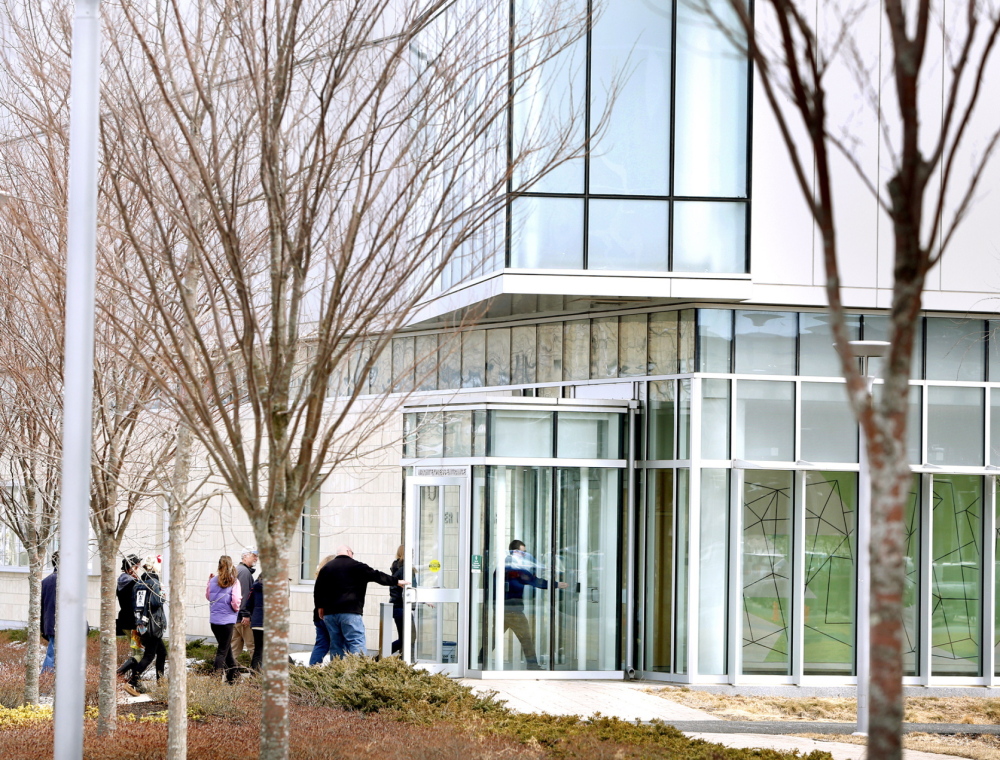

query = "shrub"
0;628;28;644
290;655;506;722
289;658;830;760
0;703;52;729
184;638;216;661
487;712;834;759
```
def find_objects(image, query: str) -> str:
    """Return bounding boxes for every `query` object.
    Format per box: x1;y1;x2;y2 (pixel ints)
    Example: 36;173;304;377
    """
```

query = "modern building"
3;0;1000;689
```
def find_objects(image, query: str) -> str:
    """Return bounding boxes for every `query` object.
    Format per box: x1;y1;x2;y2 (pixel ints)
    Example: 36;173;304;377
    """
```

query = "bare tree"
98;1;596;757
0;203;62;705
0;0;179;733
700;0;1000;756
89;286;178;735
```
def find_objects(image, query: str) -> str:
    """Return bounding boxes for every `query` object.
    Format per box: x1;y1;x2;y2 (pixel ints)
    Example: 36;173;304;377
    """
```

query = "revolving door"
402;399;629;678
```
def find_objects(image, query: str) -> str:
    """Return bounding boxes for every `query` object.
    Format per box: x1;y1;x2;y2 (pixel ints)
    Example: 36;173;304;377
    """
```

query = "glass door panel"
741;470;793;675
476;466;552;671
405;477;466;676
553;468;621;671
474;465;623;672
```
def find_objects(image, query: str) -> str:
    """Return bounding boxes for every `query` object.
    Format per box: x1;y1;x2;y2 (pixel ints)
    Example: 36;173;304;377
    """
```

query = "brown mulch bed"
0;705;537;760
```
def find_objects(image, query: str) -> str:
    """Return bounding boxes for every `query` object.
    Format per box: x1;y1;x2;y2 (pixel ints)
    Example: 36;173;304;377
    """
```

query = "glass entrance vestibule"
401;398;631;677
390;306;1000;682
400;392;1000;684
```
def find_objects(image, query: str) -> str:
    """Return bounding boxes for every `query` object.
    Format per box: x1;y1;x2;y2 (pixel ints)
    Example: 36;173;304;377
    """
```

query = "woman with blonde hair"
309;555;337;665
206;555;242;683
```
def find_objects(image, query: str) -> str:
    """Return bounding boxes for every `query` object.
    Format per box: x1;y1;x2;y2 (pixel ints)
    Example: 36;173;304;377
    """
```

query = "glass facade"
509;0;749;273
400;306;1000;684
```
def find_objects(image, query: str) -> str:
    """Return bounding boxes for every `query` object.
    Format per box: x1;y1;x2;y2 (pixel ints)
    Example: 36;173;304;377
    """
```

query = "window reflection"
590;0;672;195
734;310;796;376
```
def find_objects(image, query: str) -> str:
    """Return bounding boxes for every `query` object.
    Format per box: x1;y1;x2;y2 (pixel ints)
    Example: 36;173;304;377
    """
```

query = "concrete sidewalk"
460;679;968;760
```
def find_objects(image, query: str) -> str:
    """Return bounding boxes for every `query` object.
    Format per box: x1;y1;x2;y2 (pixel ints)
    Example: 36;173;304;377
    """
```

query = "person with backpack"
206;555;242;683
115;554;144;678
122;555;167;696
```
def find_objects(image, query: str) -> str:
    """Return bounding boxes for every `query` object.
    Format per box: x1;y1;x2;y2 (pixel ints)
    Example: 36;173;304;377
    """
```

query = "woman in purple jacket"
206;555;242;683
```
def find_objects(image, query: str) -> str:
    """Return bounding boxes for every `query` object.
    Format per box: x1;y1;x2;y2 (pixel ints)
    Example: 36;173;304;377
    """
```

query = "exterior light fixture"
847;338;890;737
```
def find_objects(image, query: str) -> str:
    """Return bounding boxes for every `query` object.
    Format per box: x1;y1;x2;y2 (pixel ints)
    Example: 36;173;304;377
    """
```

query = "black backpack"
133;574;165;638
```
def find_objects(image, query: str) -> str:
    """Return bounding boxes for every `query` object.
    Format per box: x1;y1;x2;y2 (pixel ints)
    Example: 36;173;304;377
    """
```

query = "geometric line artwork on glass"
903;481;920;676
930;475;982;676
995;489;1000;676
803;472;856;675
742;472;792;675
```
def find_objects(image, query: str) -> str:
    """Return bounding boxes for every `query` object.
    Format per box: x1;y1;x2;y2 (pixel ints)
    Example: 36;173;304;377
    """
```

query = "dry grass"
146;673;257;720
0;629;100;708
650;686;1000;725
797;732;1000;760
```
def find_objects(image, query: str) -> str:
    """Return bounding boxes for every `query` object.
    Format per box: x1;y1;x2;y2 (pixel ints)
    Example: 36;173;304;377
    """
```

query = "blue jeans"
41;636;55;674
324;613;366;657
309;619;331;665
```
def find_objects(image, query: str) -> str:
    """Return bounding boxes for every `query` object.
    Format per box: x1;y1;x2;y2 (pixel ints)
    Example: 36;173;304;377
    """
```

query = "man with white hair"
232;546;258;660
314;546;408;658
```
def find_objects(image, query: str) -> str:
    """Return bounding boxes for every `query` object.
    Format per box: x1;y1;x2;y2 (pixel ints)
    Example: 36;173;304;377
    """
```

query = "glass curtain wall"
510;0;749;273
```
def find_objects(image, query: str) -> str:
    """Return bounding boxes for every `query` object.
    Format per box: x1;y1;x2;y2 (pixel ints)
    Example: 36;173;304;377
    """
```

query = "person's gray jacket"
236;562;255;621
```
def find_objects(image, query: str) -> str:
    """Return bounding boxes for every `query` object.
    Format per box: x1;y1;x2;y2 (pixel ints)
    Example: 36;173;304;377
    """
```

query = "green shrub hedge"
290;656;833;759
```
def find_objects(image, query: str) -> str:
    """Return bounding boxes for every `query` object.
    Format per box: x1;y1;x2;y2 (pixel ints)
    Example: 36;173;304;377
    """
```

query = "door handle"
589;588;599;603
404;587;416;603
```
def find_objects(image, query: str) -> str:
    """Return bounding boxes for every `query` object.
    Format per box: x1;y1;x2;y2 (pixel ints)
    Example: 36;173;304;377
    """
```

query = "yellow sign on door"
429;559;441;572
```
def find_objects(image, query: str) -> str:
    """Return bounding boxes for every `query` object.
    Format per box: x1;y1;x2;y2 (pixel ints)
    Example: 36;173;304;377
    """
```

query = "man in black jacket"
232;546;258;660
314;546;408;657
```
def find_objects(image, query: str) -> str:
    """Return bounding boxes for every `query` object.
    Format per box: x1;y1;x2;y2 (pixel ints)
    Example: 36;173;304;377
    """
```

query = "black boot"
117;657;137;676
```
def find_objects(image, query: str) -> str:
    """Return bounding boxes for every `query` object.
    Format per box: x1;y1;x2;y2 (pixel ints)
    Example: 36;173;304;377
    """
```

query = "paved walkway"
460;679;970;760
464;678;719;723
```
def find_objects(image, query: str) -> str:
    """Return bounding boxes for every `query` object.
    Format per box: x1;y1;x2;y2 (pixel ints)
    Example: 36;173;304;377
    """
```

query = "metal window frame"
502;0;753;275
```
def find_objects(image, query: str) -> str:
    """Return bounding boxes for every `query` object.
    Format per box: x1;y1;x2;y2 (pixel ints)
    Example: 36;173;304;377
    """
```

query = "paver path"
463;678;721;723
462;679;969;760
686;732;967;760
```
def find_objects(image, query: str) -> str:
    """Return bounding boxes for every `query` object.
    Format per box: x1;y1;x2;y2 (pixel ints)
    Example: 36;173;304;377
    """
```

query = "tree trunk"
258;536;291;760
97;538;119;734
24;550;44;704
867;450;910;760
166;422;192;760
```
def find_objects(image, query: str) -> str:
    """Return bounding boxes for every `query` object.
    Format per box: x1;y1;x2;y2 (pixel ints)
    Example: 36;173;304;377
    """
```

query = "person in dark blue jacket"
40;551;58;674
243;576;264;672
502;540;566;670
